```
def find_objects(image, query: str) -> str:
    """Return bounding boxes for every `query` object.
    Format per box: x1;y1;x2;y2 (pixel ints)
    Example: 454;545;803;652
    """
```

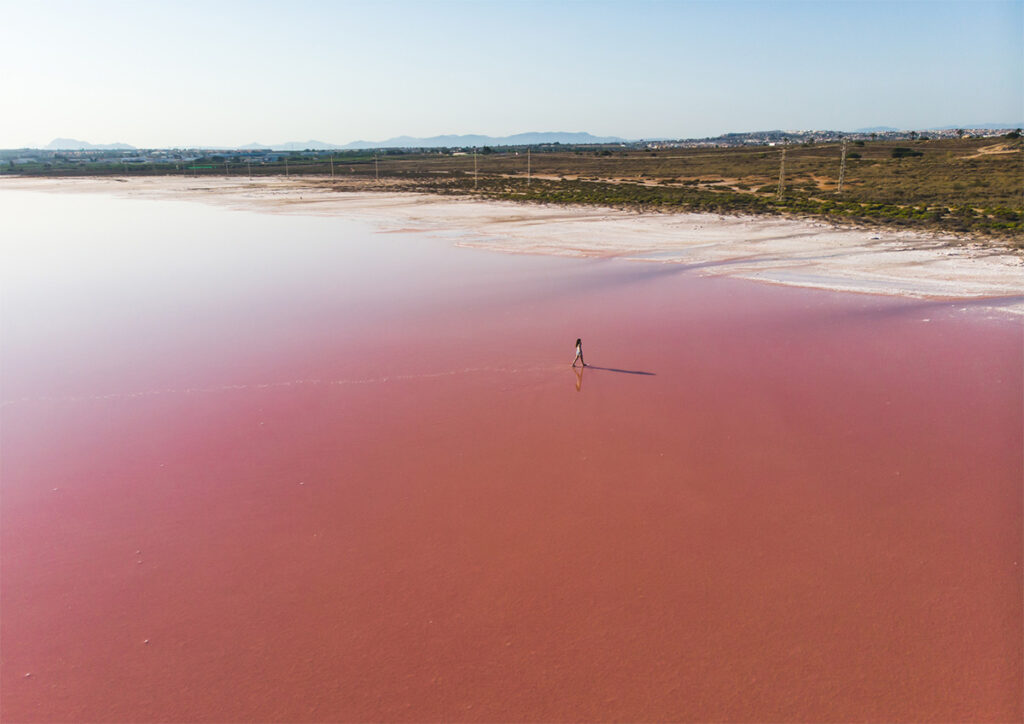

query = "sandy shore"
3;175;1023;313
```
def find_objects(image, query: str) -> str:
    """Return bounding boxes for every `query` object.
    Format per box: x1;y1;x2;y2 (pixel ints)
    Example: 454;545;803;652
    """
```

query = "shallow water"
2;189;1021;721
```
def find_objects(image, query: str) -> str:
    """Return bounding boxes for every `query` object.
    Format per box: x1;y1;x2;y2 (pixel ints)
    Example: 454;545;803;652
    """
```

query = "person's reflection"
574;364;584;392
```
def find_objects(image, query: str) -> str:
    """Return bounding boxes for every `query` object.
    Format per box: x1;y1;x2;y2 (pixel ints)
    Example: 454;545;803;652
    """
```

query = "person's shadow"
584;365;656;376
573;364;655;391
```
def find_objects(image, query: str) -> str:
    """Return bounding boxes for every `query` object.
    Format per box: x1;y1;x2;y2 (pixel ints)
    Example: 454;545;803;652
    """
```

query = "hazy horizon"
1;0;1021;149
16;120;1024;152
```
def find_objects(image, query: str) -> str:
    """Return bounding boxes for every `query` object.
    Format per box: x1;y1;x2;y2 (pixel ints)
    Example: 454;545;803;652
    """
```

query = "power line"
837;139;848;194
776;147;786;200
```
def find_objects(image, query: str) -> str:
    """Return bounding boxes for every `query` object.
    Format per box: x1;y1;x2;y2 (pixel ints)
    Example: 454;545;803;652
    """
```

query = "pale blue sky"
1;0;1020;148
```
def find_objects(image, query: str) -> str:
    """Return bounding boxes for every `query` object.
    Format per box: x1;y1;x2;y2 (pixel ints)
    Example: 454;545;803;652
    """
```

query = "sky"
1;0;1021;148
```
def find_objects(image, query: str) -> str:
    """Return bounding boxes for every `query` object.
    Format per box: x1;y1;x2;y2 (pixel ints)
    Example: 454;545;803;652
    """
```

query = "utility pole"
527;148;531;186
224;160;229;176
330;156;335;179
837;139;848;194
374;152;379;182
474;149;478;190
248;159;252;180
776;147;786;200
285;158;289;177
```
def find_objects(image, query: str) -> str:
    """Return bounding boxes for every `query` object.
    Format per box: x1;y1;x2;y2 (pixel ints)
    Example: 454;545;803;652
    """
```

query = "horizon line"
10;123;1023;151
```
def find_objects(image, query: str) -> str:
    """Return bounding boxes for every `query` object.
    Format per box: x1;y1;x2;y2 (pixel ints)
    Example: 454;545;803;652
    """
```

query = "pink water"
2;190;1021;721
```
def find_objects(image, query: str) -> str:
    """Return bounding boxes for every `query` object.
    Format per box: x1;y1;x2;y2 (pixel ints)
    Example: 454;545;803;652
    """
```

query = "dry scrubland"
13;136;1021;243
326;137;1024;243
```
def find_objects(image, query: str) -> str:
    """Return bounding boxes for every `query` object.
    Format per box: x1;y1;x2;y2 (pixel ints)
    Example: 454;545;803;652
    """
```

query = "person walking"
572;338;586;367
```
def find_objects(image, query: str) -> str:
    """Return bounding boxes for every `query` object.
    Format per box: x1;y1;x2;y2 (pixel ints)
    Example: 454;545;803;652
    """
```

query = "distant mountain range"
240;132;627;151
37;125;1022;152
46;138;136;150
238;141;327;151
349;131;626;149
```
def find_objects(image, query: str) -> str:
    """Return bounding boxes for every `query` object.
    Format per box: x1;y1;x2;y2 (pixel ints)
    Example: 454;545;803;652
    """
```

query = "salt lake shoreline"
4;175;1023;315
